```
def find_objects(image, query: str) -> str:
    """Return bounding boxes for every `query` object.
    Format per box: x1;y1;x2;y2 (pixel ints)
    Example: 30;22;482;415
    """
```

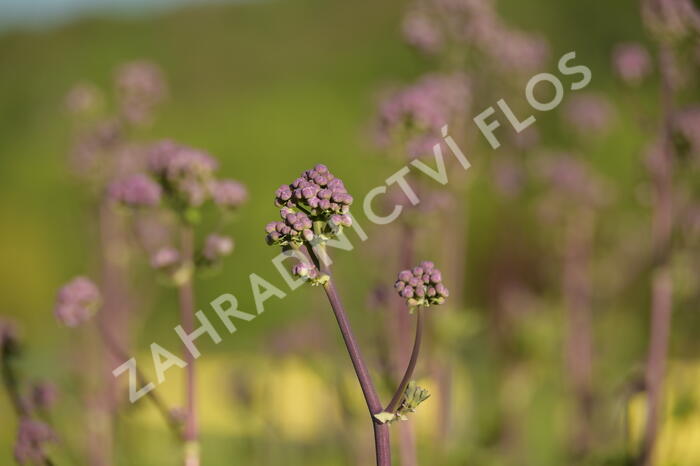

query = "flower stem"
385;309;423;414
178;225;200;466
95;320;183;439
321;275;391;466
640;43;675;466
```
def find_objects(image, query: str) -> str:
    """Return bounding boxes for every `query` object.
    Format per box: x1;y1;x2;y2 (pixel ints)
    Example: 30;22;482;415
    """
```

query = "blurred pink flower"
14;419;56;465
403;9;444;55
210;179;248;209
612;42;652;85
108;173;162;207
563;93;615;134
54;277;101;327
150;247;181;270
376;72;470;157
115;60;167;126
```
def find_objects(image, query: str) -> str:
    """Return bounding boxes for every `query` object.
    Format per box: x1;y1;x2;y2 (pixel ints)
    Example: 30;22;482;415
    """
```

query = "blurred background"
0;0;699;465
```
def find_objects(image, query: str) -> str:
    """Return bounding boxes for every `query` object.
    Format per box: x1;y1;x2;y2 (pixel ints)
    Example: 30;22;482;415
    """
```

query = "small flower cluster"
14;418;57;465
106;139;248;219
53;277;101;327
376;73;470;157
642;0;700;41
265;209;314;246
266;164;353;246
108;173;162;207
115;60;167;126
402;0;549;73
210;179;249;210
394;261;449;308
148;140;219;209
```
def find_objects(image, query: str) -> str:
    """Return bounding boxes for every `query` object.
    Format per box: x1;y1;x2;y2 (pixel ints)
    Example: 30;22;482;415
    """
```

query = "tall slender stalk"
321;276;392;466
639;43;675;466
178;225;200;466
386;310;423;414
95;320;183;438
563;212;594;457
394;221;418;466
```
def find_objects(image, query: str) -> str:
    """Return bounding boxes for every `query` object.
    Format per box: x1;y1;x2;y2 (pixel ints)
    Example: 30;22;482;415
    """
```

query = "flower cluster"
266;164;353;246
148;140;219;209
108;173;162;207
210;179;249;209
115;60;167;126
265;209;314;246
394;261;449;308
402;0;549;73
642;0;700;40
376;73;470;157
54;277;101;327
14;419;57;465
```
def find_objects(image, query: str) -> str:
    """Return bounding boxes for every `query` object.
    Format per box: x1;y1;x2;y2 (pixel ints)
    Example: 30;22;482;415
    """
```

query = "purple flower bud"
315;164;328;174
302;229;315;242
54;277;101;327
420;261;434;270
265;222;277;233
427;287;437;297
108;174;161;207
401;287;415;299
395;281;406;291
150;247;180;270
319;199;331;210
203;234;234;261
408;277;422;287
211;179;248;209
430;271;442;283
398;270;413;282
412;267;424;277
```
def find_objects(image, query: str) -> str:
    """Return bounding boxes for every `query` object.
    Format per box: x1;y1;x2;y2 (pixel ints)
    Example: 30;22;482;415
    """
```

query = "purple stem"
95;320;183;438
385;309;423;414
640;43;675;466
322;280;391;466
563;213;594;457
178;225;200;466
